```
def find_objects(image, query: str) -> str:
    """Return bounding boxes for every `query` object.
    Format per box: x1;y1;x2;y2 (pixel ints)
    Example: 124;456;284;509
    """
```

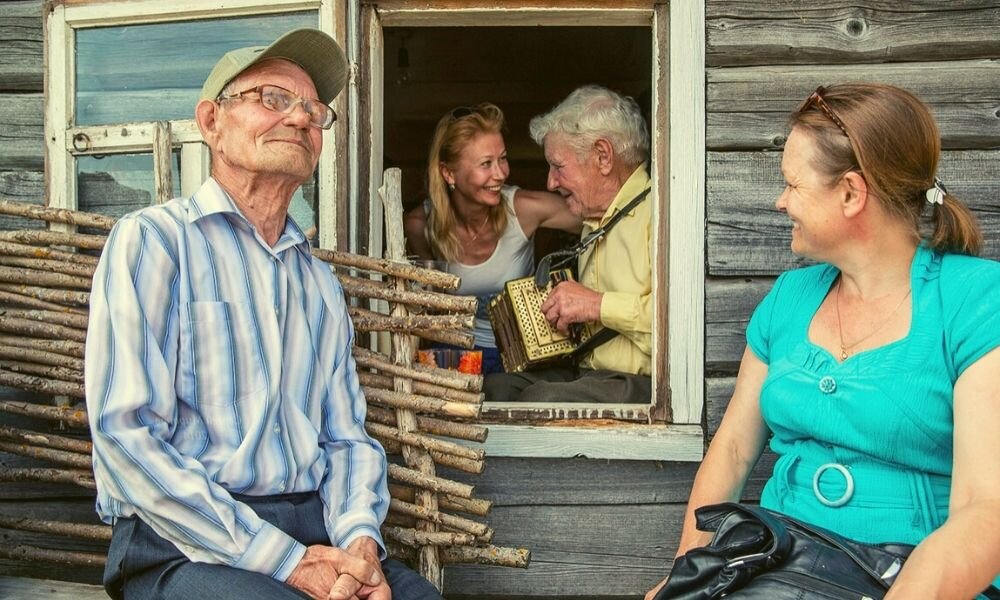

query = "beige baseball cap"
199;28;348;105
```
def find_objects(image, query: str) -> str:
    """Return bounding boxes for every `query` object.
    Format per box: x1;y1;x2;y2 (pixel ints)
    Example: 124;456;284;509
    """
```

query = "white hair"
529;85;649;168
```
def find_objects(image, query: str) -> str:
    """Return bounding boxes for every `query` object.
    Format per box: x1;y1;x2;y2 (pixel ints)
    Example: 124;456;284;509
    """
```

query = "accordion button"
818;375;837;394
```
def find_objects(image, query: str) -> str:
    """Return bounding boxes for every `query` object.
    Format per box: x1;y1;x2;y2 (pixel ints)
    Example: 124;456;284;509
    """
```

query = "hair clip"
925;177;947;206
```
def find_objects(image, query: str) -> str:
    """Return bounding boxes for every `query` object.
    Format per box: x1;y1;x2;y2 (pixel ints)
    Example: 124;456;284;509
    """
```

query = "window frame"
356;1;705;459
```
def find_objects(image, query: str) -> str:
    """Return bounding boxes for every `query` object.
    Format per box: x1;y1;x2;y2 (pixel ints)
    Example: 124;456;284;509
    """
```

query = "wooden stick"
311;247;459;290
0;369;85;398
0;289;90;314
0;345;85;370
348;306;473;331
0;308;89;330
0;255;96;279
0;516;111;542
0;315;88;342
0;335;86;359
382;526;475;547
364;388;480;419
0;239;100;265
439;494;493;517
365;421;483;462
339;273;476;313
0;283;89;306
0;400;89;426
386;464;473;499
366;405;488;443
0;230;107;250
0;441;92;469
0;424;91;454
0;361;84;384
0;467;95;488
0;545;106;568
440;545;531;568
409;327;476;349
353;345;483;392
0;264;94;291
378;438;485;475
389;498;490;538
386;542;418;563
359;371;483;405
0;199;116;231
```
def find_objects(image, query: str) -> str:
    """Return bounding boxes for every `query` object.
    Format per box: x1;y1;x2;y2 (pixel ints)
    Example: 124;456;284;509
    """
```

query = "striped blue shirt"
85;178;388;582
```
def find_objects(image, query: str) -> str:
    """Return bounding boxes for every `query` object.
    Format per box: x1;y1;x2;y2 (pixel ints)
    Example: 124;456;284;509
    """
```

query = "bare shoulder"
513;187;581;235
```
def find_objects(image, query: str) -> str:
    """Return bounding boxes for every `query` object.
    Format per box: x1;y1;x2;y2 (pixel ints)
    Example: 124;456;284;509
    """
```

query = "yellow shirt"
578;165;653;376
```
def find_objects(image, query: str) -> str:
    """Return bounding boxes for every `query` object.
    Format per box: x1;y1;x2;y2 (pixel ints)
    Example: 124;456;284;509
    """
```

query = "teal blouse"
746;244;1000;554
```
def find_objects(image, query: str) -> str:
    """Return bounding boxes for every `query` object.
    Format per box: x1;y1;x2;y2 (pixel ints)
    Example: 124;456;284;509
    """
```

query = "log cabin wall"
1;0;999;598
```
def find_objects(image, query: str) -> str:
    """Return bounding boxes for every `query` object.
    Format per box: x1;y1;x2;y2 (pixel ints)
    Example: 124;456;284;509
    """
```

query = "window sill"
467;422;703;461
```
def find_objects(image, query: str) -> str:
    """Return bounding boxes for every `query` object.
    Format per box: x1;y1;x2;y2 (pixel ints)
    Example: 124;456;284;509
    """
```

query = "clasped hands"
286;536;389;600
541;280;603;334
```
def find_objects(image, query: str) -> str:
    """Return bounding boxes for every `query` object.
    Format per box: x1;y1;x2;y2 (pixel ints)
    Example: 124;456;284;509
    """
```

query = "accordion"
487;269;597;373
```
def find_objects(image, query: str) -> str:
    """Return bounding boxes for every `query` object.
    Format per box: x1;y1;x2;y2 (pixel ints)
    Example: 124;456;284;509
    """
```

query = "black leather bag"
654;502;1000;600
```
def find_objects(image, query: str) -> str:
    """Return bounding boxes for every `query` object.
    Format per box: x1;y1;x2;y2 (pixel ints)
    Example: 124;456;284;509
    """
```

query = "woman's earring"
448;183;456;191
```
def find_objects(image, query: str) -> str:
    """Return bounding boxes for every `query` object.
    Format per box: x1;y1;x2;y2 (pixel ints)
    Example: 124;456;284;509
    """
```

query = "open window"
354;1;705;459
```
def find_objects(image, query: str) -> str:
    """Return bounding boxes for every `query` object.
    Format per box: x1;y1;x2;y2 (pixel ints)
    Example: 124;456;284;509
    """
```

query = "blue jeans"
103;491;442;600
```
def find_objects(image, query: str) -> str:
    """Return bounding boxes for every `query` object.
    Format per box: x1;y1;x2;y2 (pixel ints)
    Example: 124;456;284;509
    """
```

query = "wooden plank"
462;424;703;461
0;94;44;171
0;1;44;92
445;457;699;506
0;171;45;231
443;503;681;598
706;1;1000;67
707;150;1000;275
0;498;106;584
706;61;1000;150
705;276;773;370
0;577;107;599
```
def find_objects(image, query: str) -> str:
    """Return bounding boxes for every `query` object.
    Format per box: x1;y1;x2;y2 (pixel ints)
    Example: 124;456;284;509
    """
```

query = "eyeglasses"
804;86;849;138
218;84;336;130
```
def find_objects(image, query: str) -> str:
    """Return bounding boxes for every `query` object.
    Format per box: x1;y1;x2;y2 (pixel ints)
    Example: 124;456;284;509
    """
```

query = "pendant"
840;348;848;360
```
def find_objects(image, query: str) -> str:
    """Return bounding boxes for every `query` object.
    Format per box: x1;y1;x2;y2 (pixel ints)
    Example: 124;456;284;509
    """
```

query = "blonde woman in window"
405;103;581;374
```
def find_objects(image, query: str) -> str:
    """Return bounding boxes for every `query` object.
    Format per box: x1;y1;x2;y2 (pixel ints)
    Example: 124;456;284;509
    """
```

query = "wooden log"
389;498;490;538
359;371;483;405
0;424;92;454
0;400;89;426
382;526;475;548
0;345;85;370
0;289;90;314
365;421;484;462
348;306;473;331
0;335;86;359
0;199;116;231
366;405;488;443
0;441;91;469
364;387;480;419
0;264;93;291
409;327;476;349
0;239;100;265
0;516;111;542
0;545;106;568
379;438;485;475
440;544;531;568
0;283;89;306
0;229;107;250
0;467;95;489
0;361;84;384
0;308;89;330
0;369;85;398
0;255;96;279
0;315;88;342
339;272;477;313
386;542;418;563
386;464;473;500
438;494;493;518
312;246;460;290
353;346;483;392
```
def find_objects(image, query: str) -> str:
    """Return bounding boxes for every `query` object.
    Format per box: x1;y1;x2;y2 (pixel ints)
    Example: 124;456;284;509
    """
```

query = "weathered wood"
0;370;85;398
353;345;483;392
0;173;45;227
0;577;108;599
0;467;95;489
0;1;43;91
0;255;97;279
0;289;88;314
0;400;88;426
0;516;110;542
382;526;475;548
0;230;106;250
0;545;105;568
0;94;43;170
441;545;530;568
0;441;91;469
379;438;484;474
364;387;481;419
0;308;89;330
339;272;477;313
152;122;173;204
0;283;89;306
438;494;493;518
0;240;100;265
0;424;91;454
707;150;1000;275
0;344;87;370
0;199;115;231
366;405;488;443
0;265;93;292
707;2;1000;67
705;277;773;371
389;498;490;538
313;247;460;289
348;306;474;331
359;371;484;407
0;336;86;359
0;360;82;384
387;464;474;499
707;62;1000;150
366;421;484;462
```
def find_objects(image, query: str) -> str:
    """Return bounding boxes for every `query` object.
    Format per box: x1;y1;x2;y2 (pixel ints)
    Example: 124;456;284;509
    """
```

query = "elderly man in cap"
86;29;442;600
484;85;653;404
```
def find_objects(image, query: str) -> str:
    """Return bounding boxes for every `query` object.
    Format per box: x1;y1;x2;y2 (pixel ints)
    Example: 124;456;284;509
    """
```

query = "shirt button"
278;482;286;491
819;375;837;394
274;425;281;434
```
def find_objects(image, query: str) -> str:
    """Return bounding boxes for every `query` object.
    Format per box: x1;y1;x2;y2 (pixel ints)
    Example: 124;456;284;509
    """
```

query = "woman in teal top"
648;84;1000;599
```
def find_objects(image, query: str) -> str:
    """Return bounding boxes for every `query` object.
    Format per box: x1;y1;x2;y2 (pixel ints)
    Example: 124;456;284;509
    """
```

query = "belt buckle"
812;462;854;507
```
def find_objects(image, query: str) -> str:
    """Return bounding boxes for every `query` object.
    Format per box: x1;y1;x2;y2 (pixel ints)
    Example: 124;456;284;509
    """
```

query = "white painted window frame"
44;0;340;247
359;1;706;460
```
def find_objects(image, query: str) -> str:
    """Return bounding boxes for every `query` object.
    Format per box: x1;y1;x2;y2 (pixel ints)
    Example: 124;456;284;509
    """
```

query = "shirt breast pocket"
178;301;267;408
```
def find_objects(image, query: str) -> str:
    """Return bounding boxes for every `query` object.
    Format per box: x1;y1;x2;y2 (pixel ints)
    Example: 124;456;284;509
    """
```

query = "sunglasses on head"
804;86;849;138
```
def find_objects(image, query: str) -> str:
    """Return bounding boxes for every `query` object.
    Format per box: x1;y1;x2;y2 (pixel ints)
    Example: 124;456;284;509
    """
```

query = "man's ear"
842;171;868;218
195;99;221;148
593;138;614;175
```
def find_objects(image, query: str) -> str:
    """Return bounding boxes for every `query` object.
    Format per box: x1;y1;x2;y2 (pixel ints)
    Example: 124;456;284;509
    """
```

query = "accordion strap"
533;186;652;288
569;326;619;361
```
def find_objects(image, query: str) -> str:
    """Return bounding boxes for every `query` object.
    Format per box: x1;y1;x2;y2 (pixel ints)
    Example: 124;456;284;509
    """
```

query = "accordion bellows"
487;270;597;373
